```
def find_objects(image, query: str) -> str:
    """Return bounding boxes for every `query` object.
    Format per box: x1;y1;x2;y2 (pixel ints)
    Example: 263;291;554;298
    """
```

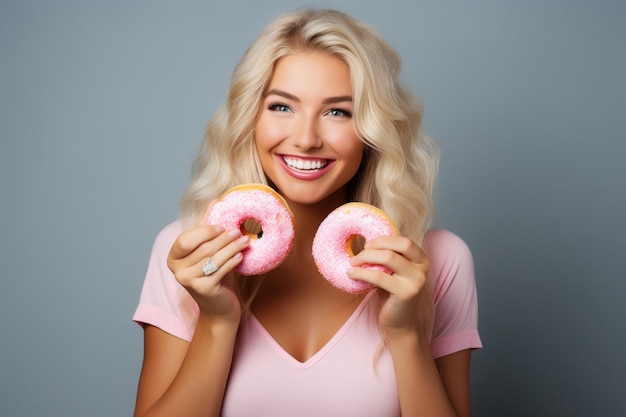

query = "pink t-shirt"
133;221;482;416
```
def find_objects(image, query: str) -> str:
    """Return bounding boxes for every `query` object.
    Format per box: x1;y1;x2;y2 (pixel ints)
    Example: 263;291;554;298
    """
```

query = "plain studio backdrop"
1;1;624;416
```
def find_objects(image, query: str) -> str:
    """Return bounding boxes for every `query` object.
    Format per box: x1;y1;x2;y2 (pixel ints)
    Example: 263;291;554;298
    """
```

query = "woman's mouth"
282;156;329;171
279;155;333;180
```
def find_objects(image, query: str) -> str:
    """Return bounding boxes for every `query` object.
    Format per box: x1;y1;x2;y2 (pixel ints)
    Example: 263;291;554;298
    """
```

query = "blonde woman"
133;9;481;417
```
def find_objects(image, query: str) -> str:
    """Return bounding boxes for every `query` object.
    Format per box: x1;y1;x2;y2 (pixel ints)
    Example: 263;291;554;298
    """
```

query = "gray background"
1;0;624;416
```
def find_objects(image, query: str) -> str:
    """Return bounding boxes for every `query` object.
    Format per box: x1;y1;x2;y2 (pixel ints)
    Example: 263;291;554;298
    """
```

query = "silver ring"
202;257;218;276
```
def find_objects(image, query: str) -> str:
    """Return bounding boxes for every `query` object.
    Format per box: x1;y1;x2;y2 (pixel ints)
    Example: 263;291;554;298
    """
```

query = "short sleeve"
424;229;482;359
132;221;199;341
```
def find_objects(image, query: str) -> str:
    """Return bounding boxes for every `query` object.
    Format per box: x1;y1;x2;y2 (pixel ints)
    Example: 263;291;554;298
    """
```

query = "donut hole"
241;218;263;239
347;234;366;257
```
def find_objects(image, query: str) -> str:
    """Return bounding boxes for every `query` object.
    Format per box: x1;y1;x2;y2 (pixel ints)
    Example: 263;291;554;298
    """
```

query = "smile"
282;156;329;171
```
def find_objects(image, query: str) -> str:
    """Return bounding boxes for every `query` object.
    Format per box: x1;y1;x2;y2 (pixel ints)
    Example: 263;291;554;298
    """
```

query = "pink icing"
312;203;396;293
207;188;295;275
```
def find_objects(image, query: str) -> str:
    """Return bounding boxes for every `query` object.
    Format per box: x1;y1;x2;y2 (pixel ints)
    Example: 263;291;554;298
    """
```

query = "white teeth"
283;157;327;171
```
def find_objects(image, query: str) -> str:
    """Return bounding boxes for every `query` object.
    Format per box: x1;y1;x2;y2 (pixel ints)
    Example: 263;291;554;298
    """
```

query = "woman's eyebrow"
323;95;352;105
265;89;352;105
265;89;299;102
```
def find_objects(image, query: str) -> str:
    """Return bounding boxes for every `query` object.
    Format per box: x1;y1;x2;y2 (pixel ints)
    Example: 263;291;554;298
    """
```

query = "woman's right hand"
167;216;250;324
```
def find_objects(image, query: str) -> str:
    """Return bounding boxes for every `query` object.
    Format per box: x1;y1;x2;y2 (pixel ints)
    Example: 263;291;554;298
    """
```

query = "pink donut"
207;184;295;275
312;202;398;293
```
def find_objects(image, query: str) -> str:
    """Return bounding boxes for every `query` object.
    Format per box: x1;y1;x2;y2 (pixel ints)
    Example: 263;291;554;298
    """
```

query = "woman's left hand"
347;235;430;334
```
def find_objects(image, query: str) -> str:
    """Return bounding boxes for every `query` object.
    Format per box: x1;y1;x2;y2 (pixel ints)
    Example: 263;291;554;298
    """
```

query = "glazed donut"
312;202;398;293
207;184;295;275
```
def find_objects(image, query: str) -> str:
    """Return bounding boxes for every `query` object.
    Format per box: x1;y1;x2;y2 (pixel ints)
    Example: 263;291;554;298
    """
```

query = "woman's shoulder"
423;228;472;261
422;229;475;297
424;230;482;356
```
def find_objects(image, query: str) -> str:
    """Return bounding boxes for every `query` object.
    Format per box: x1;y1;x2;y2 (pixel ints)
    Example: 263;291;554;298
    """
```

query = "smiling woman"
132;8;481;417
255;52;363;204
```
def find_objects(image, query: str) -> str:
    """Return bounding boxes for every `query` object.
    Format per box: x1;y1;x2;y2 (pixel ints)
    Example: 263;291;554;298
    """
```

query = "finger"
346;266;399;294
364;235;427;264
352;248;430;279
347;265;427;300
186;228;249;266
350;246;402;271
195;233;250;276
189;251;244;291
209;251;244;281
179;255;239;295
350;246;430;289
169;224;225;260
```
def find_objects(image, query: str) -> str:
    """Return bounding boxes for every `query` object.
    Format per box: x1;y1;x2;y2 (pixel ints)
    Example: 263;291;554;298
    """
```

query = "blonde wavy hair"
179;8;439;337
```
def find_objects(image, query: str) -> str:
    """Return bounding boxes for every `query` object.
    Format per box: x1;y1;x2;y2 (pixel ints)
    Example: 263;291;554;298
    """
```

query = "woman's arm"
134;318;238;417
134;326;188;416
387;331;472;417
436;350;473;417
348;235;474;417
134;222;249;417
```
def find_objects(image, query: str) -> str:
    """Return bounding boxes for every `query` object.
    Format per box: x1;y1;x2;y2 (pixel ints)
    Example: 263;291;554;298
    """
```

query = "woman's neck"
286;187;350;256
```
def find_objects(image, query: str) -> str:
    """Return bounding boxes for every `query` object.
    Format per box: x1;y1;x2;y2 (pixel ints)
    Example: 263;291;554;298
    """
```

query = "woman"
133;8;481;417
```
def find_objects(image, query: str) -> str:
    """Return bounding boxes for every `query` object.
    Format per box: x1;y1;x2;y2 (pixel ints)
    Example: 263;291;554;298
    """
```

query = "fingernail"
237;235;250;244
214;225;224;234
228;229;241;238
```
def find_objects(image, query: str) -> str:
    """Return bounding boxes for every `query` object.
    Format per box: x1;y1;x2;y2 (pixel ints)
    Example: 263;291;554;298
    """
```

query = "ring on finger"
202;257;219;276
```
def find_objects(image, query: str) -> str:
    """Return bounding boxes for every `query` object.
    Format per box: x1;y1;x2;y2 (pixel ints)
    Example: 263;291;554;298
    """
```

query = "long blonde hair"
179;8;439;337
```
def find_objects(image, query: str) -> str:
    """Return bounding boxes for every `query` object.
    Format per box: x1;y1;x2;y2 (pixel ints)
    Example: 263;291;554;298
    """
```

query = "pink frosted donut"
207;184;295;275
312;203;398;293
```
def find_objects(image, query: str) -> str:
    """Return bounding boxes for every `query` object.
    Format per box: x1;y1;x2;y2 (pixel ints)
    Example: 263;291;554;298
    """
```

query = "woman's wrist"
195;311;240;340
383;325;431;354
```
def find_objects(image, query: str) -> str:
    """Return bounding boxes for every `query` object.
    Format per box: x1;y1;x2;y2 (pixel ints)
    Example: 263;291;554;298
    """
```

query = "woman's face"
255;51;364;206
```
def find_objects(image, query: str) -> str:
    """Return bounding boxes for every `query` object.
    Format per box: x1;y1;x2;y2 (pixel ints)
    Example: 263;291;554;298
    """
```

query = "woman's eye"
268;103;291;112
328;108;352;118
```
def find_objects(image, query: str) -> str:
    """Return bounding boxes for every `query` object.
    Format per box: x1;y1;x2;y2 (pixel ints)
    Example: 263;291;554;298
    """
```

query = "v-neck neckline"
248;290;376;370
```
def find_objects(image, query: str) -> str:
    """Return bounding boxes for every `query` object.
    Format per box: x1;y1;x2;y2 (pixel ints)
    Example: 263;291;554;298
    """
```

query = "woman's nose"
293;116;322;150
